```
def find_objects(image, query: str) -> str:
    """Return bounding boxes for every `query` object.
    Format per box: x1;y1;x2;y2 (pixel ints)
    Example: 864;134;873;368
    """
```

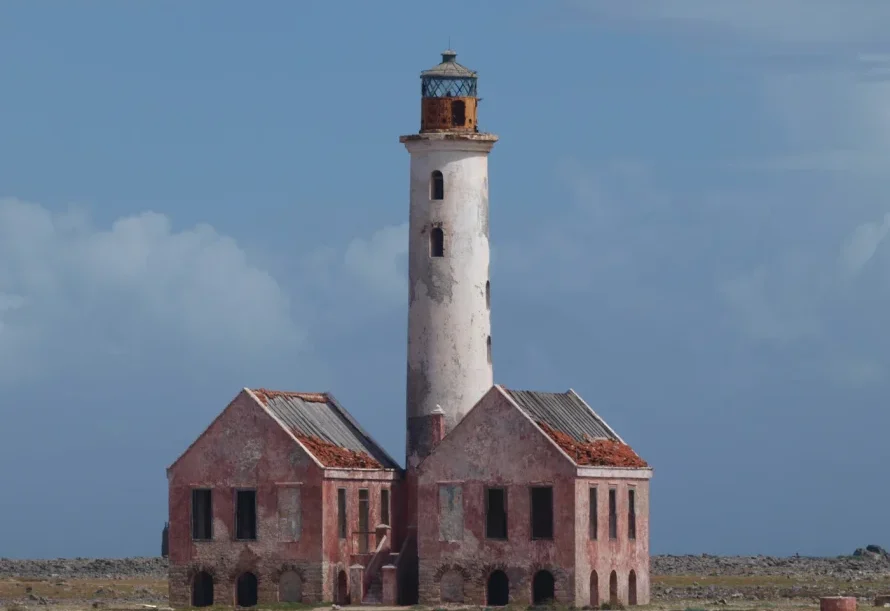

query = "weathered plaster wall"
167;391;400;608
402;133;498;468
416;388;578;606
167;391;325;607
575;475;651;607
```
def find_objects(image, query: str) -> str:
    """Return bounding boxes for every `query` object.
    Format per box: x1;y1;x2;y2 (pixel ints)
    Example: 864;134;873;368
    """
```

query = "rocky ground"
0;550;889;609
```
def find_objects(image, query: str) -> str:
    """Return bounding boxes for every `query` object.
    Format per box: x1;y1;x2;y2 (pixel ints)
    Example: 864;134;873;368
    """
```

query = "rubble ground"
1;553;890;610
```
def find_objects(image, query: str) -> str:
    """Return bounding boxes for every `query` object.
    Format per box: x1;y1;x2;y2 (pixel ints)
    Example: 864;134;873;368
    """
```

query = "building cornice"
400;132;498;154
576;466;654;480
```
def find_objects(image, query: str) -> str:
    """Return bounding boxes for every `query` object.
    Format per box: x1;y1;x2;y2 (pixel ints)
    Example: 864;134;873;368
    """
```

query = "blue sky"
2;0;890;559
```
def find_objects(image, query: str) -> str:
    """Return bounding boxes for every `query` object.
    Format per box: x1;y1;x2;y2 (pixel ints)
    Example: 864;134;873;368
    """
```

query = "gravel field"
1;551;889;609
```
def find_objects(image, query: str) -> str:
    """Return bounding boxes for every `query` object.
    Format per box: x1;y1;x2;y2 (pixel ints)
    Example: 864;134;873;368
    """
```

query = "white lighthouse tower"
400;50;497;468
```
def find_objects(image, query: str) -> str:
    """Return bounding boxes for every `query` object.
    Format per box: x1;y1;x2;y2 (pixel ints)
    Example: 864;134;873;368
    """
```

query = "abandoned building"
166;50;653;609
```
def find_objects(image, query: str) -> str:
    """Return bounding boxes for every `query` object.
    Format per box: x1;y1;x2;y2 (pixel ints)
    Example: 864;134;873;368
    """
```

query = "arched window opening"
279;570;302;603
628;570;637;606
192;571;214;608
236;572;258;608
451;100;466;127
532;570;555;605
485;280;491;309
337;570;349;605
609;571;618;606
486;336;492;364
430;227;444;257
486;570;509;606
589;571;599;608
440;569;464;603
430;171;444;200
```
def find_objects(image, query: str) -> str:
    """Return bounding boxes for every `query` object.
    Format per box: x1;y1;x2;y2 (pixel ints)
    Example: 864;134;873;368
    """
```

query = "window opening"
589;487;598;540
430;227;444;257
486;570;509;606
236;572;258;608
530;486;554;540
485;487;507;539
358;488;370;553
235;490;257;541
430;171;444;200
192;571;214;607
191;489;212;540
532;570;555;605
628;489;637;540
608;488;617;540
451;100;466;126
337;488;347;539
381;488;391;526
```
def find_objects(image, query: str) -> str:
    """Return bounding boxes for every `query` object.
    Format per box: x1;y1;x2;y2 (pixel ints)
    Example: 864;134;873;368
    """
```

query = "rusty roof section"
421;49;477;78
503;387;648;468
250;388;400;470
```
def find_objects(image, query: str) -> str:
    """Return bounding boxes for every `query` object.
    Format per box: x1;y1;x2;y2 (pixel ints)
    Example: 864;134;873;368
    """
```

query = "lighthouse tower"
400;50;497;468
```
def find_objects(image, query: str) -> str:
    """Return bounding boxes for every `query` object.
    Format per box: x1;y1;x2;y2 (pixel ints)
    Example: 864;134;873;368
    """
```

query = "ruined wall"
575;473;652;607
320;472;401;602
167;390;325;608
416;388;578;606
401;133;498;470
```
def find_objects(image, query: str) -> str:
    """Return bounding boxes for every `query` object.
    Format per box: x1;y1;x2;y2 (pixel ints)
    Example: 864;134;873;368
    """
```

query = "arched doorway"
279;570;302;603
532;570;555;605
236;572;258;608
589;570;599;608
336;570;349;605
486;570;509;606
192;571;214;607
609;570;618;606
628;570;637;606
440;569;464;603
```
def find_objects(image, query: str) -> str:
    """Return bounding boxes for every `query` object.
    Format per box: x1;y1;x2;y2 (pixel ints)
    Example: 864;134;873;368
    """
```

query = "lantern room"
419;50;479;133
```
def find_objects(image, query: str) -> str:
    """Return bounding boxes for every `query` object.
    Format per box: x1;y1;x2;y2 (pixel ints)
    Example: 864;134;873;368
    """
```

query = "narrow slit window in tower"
487;336;492;363
485;280;491;309
608;488;617;540
430;171;444;200
430;227;444;257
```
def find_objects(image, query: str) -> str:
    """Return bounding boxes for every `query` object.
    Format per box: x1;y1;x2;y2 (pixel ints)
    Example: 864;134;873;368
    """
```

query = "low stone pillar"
822;596;857;611
875;594;890;607
376;523;392;548
350;564;364;604
382;564;398;605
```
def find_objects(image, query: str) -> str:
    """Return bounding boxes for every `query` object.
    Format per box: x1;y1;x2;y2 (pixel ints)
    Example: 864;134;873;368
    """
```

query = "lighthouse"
400;50;498;468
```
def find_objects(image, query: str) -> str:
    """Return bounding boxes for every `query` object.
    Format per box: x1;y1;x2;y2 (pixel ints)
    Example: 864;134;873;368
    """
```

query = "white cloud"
0;198;411;385
0;198;306;384
343;223;409;304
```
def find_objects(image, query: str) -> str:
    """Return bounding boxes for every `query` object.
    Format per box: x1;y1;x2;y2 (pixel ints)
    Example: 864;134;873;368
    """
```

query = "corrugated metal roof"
256;390;400;469
503;388;618;442
421;50;477;78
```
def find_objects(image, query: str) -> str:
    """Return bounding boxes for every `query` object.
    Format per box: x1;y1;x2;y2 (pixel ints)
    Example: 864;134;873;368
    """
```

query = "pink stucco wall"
166;390;399;608
415;387;651;607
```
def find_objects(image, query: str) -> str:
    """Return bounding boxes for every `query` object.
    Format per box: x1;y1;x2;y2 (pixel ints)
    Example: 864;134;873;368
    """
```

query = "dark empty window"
608;489;617;540
530;486;553;540
235;490;257;540
485;281;490;309
381;489;390;526
487;336;492;363
628;489;636;540
191;489;212;541
451;100;466;126
589;487;598;540
430;171;444;200
430;227;444;257
338;488;347;539
485;488;507;540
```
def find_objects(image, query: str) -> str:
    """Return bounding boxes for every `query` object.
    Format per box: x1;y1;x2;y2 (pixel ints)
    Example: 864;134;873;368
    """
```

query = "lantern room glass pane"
422;77;477;98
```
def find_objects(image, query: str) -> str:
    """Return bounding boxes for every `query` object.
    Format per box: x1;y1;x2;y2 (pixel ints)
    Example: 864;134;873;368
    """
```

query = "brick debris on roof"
537;421;648;468
295;434;383;469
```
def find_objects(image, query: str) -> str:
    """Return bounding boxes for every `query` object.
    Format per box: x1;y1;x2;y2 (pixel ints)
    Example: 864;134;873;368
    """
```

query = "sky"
1;0;889;559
